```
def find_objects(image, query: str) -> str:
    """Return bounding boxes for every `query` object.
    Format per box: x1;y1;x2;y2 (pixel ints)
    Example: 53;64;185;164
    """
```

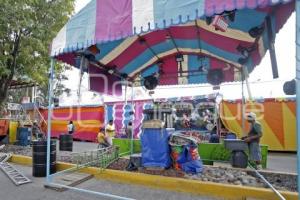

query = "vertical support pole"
241;68;245;137
124;81;128;105
77;56;85;106
31;86;34;103
266;15;279;79
130;86;134;155
243;67;253;100
46;58;55;183
295;0;300;196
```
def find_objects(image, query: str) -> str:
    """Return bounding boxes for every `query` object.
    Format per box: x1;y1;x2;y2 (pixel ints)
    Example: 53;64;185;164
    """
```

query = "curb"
10;154;298;200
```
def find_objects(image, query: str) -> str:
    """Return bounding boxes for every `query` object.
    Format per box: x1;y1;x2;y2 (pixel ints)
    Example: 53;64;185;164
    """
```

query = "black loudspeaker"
206;17;213;25
143;75;158;90
283;79;296;95
53;98;59;107
207;69;224;86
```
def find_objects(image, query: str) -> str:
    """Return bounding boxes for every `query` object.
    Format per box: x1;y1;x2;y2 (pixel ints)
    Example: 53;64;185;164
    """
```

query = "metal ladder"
0;153;12;163
0;161;31;186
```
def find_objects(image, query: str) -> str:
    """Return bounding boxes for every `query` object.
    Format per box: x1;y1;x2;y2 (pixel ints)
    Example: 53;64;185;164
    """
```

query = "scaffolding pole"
130;86;134;155
295;0;300;197
46;58;55;183
241;68;245;136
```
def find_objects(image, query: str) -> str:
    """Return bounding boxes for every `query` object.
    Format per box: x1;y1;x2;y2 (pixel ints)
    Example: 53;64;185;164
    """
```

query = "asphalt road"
0;164;219;200
267;152;297;173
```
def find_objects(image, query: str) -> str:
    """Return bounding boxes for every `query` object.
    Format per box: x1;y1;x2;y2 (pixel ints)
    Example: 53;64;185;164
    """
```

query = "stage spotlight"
120;73;128;79
238;57;248;65
175;54;184;63
248;25;265;38
139;37;146;44
225;10;236;22
206;17;213;25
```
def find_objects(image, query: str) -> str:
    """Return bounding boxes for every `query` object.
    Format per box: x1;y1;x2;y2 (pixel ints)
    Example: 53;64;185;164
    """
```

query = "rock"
227;174;235;180
233;180;242;185
241;172;247;176
241;178;249;185
218;178;226;182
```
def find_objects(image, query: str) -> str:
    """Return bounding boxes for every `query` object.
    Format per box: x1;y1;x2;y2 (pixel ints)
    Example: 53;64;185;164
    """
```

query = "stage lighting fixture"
248;25;265;38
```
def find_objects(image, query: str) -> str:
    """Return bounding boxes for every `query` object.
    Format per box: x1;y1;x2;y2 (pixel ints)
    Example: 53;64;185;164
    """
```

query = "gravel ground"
0;144;74;163
107;158;297;192
2;144;297;192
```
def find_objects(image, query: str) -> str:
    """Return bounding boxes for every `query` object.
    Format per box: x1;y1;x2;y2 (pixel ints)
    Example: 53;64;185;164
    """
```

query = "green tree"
0;0;75;106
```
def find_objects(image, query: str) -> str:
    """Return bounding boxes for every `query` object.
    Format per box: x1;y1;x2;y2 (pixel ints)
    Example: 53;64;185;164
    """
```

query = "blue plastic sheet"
18;127;29;146
141;128;171;168
177;144;203;174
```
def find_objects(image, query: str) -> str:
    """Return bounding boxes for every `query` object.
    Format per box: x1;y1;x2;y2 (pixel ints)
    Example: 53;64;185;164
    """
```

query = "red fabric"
0;120;9;136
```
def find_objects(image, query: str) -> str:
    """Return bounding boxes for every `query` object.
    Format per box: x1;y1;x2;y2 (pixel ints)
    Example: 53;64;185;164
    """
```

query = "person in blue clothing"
209;126;219;143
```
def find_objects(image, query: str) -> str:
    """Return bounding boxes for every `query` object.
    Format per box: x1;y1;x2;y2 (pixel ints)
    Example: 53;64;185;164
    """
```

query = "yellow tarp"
220;99;296;151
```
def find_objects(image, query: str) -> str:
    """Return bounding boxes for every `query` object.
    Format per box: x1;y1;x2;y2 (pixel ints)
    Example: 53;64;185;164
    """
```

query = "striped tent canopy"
51;0;294;95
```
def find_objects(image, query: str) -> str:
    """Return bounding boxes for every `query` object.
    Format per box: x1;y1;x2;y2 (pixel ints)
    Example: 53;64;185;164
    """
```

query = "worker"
243;112;263;169
32;121;42;140
67;121;75;134
105;119;115;146
97;127;109;149
125;121;133;139
209;126;219;143
182;113;191;129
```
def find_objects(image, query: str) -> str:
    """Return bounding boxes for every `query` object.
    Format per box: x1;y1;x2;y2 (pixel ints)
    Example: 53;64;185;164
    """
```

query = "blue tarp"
141;128;171;168
177;144;203;174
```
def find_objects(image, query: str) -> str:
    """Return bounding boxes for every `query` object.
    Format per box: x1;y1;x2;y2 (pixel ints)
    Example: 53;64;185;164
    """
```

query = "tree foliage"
0;0;75;105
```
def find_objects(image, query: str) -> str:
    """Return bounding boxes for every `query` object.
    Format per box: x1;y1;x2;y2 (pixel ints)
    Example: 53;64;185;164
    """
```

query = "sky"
59;0;296;106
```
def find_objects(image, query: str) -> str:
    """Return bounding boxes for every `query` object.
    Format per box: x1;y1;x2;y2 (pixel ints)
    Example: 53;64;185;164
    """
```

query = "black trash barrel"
59;134;73;151
231;150;248;168
32;140;56;177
